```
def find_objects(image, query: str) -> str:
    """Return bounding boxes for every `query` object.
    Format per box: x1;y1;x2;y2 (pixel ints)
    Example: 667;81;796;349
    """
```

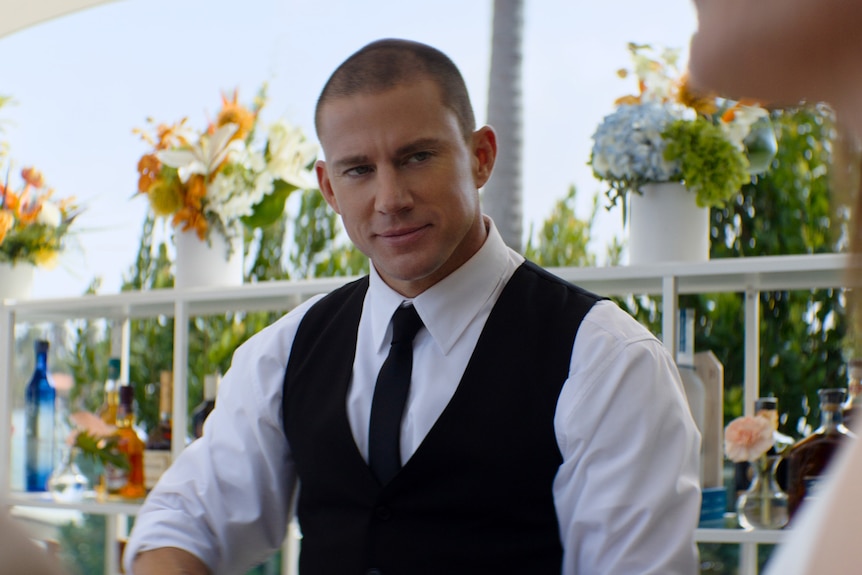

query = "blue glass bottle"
25;339;55;491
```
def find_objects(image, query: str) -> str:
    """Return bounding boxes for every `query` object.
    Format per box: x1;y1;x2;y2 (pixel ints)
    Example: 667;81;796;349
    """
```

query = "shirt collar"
369;216;515;355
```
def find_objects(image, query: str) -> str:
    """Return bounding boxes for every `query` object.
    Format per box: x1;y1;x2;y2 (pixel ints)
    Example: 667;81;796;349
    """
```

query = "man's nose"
375;168;413;214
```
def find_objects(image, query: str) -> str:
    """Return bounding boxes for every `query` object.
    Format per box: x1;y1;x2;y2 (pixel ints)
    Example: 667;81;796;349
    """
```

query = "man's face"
316;78;496;297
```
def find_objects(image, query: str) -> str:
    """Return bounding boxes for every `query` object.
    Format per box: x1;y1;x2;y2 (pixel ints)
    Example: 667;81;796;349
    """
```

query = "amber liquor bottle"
113;384;146;499
98;357;121;425
786;388;856;520
143;370;173;490
192;373;220;439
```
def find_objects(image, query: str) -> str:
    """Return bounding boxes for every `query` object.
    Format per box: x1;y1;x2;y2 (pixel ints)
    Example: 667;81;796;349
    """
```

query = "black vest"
282;261;600;574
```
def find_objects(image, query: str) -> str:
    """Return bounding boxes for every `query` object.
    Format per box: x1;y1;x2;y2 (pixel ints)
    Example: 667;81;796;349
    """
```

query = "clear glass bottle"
786;388;856;520
192;373;220;439
25;339;56;492
114;384;146;499
842;358;862;431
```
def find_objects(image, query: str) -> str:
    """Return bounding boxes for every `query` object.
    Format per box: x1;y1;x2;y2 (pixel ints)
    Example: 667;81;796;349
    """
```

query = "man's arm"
123;299;320;574
689;0;862;134
555;302;701;574
132;547;210;575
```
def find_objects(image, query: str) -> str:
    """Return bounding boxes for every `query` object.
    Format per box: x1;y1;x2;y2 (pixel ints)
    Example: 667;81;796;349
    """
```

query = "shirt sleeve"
553;300;702;575
124;296;324;575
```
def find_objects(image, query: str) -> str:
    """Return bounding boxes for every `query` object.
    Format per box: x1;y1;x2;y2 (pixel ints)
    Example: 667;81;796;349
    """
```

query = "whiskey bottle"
25;339;56;492
113;384;146;499
842;358;862;431
786;388;856;520
192;373;220;439
97;357;121;425
143;371;173;490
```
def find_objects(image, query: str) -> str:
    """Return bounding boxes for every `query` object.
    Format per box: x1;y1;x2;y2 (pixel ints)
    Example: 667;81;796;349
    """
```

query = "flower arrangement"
135;85;318;248
589;43;778;210
0;166;80;268
725;411;794;529
67;411;128;469
724;414;776;463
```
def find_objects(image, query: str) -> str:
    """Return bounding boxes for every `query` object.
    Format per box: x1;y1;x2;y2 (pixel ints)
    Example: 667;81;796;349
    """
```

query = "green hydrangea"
662;118;751;208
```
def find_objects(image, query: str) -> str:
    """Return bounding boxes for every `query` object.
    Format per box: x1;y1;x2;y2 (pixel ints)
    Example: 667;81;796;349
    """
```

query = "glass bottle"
143;370;173;490
736;453;789;530
842;358;862;431
114;384;146;499
48;447;89;503
25;339;56;492
97;357;121;425
734;397;794;494
786;388;856;520
192;373;220;439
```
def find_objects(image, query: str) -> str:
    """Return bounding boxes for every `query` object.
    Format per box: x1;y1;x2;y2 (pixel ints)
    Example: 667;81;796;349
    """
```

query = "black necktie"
368;304;424;484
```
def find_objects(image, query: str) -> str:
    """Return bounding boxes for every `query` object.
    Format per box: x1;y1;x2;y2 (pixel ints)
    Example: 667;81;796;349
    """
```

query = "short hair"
315;38;477;141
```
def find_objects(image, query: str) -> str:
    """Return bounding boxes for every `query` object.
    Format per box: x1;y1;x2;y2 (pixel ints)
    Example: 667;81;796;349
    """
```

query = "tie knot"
390;305;423;345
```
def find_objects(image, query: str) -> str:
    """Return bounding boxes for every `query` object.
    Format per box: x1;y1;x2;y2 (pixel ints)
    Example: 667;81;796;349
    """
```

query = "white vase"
628;182;710;265
0;261;35;300
174;228;244;289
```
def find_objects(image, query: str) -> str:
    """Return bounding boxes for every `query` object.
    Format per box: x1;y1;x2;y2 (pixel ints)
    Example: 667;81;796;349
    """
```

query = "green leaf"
241;179;298;229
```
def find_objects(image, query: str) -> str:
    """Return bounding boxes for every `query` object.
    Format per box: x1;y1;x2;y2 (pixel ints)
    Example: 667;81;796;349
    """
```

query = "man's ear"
472;125;497;189
316;160;341;214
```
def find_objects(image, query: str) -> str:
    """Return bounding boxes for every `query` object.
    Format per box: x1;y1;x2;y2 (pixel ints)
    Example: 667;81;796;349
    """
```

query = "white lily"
157;123;241;183
720;105;769;151
265;120;318;189
36;200;62;227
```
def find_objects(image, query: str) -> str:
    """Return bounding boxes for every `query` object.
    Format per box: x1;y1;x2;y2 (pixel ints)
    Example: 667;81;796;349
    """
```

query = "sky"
0;0;698;299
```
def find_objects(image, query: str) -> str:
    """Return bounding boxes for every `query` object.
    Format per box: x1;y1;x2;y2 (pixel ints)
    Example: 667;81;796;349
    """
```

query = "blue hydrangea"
590;102;686;184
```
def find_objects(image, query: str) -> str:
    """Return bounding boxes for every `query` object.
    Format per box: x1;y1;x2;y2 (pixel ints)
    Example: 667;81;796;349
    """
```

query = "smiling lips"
377;224;428;243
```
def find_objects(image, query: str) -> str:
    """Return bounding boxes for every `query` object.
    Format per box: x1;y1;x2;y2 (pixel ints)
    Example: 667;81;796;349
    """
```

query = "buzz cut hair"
315;38;477;141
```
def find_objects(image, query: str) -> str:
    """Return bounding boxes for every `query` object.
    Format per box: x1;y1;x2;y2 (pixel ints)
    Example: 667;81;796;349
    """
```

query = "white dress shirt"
125;220;701;575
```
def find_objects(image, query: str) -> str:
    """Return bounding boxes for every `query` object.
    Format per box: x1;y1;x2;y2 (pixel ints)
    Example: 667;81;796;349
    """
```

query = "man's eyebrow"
330;138;448;173
331;154;370;173
394;137;446;157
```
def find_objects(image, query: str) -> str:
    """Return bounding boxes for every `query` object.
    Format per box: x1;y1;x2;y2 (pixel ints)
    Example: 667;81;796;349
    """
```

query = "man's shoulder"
517;260;605;303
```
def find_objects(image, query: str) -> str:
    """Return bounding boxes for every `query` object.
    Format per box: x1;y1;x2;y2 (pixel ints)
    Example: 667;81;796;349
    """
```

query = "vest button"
374;505;391;520
366;569;383;575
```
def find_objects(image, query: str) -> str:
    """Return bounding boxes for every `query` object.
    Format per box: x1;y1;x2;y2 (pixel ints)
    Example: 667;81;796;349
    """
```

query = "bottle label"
803;475;824;501
144;450;173;490
104;463;128;492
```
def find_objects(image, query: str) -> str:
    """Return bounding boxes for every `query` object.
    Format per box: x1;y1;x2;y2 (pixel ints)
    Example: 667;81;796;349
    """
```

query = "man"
126;38;700;574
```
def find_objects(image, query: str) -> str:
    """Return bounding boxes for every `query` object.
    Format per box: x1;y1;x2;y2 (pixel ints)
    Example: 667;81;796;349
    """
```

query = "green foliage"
663;117;750;208
290;189;368;278
704;106;847;436
56;515;107;575
74;432;129;470
525;186;598;267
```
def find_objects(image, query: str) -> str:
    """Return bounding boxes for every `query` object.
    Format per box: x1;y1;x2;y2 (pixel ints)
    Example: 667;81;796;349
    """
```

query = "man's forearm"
131;547;210;575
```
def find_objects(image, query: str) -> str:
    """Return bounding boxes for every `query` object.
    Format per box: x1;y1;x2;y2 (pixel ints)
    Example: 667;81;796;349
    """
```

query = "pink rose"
69;411;117;439
724;415;774;462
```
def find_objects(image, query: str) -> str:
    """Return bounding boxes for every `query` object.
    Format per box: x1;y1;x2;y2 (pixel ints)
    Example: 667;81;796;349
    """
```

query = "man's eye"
405;151;432;164
345;165;373;177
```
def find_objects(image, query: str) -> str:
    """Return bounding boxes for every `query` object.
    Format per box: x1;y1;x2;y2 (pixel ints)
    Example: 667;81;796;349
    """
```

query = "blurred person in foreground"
0;510;69;575
124;38;700;575
690;2;862;574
